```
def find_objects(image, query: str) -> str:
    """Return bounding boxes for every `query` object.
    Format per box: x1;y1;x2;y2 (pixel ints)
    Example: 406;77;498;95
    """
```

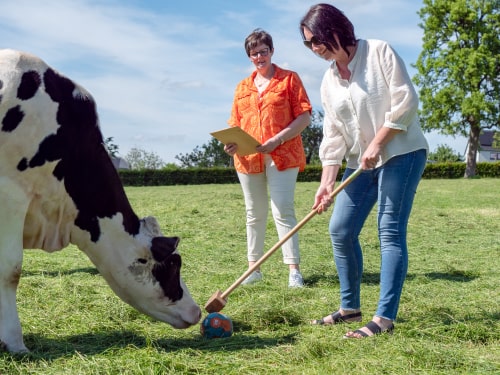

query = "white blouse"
319;39;428;168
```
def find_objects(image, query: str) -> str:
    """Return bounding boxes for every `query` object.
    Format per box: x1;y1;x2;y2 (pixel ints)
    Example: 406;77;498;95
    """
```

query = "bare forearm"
372;126;401;148
256;111;311;153
321;164;341;188
312;164;341;213
362;126;402;169
273;112;311;143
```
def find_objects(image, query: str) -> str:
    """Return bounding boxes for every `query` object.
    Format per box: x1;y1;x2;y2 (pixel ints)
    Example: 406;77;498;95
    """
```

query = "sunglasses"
249;48;270;59
303;36;323;49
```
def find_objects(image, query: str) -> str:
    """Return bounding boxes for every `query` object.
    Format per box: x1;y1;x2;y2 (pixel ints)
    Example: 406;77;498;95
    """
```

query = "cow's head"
82;216;201;329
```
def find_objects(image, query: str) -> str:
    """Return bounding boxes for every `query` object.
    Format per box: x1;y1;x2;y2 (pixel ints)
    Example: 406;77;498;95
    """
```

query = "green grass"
1;179;499;374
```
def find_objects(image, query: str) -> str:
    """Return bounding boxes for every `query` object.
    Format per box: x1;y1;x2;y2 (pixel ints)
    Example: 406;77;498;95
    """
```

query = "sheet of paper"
210;127;261;156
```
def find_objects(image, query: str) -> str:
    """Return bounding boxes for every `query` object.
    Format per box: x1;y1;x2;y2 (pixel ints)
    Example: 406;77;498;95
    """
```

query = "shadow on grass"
306;269;478;287
423;270;479;282
6;328;294;360
16;331;147;359
22;267;100;277
157;332;296;353
23;268;478;284
306;272;414;286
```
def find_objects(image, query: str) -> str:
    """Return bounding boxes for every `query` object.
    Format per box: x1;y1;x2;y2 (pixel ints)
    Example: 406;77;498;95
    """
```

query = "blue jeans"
329;149;426;321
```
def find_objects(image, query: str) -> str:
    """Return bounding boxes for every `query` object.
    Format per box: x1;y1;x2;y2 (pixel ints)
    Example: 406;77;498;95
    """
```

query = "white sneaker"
289;269;304;288
241;271;263;285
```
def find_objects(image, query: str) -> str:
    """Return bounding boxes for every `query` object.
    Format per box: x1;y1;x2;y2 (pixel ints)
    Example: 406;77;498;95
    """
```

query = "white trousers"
237;155;300;265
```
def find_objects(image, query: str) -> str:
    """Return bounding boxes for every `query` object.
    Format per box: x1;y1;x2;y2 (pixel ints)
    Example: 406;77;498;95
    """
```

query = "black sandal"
311;310;362;325
343;320;394;338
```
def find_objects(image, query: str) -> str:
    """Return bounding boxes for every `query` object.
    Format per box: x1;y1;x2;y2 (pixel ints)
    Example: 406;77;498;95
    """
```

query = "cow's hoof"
0;340;30;354
0;340;8;352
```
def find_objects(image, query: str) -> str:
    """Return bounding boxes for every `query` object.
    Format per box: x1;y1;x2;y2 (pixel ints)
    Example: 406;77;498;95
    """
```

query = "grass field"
1;178;499;374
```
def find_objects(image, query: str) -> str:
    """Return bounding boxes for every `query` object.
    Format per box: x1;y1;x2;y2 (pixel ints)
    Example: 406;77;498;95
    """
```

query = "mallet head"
204;290;227;313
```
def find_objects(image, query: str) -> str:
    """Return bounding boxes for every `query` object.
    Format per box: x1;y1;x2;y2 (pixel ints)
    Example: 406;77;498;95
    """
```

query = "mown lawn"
1;178;499;374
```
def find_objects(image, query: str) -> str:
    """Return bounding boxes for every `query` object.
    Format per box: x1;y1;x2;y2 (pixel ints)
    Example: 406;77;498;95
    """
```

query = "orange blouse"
228;64;312;174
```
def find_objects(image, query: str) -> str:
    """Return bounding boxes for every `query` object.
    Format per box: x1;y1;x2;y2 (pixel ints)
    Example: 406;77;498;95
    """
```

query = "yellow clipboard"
210;127;261;156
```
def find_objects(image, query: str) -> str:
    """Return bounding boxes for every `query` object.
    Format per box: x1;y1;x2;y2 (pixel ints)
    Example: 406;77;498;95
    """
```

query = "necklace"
255;76;270;87
254;66;274;88
254;73;273;90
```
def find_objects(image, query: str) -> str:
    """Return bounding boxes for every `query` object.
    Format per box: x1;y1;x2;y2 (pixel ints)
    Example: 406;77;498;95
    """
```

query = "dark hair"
299;4;356;56
244;28;274;56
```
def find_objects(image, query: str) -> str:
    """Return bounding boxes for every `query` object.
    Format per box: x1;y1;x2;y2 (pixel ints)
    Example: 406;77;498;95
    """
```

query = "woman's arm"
276;111;311;142
362;126;401;169
312;164;341;213
256;111;310;153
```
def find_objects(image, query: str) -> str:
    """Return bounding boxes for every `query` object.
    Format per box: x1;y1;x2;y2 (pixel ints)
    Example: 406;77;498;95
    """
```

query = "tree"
493;131;500;148
302;110;323;165
124;147;165;170
413;0;500;177
428;144;463;162
175;138;231;168
104;137;119;157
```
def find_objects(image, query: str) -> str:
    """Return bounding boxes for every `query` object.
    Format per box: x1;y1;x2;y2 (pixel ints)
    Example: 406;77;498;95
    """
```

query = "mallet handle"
220;167;363;300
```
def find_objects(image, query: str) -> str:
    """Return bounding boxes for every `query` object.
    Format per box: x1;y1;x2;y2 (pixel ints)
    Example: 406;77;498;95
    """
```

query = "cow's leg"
0;179;30;353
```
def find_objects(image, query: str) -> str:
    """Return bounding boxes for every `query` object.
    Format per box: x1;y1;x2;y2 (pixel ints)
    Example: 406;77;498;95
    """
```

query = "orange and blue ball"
200;312;233;339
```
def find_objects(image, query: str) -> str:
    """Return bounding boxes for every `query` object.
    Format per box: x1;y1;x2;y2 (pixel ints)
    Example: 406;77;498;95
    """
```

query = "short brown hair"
244;28;274;56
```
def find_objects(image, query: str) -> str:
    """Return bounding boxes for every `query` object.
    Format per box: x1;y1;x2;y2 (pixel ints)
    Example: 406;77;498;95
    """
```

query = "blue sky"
0;0;468;163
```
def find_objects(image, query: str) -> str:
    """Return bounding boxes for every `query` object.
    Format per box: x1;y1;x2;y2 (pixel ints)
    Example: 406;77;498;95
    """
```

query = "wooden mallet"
204;167;363;313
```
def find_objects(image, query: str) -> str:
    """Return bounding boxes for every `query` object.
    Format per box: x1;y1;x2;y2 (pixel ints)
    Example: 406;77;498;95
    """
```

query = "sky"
0;0;468;164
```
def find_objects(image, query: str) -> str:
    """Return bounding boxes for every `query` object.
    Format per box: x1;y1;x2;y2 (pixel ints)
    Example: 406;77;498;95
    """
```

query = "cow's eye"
137;258;148;264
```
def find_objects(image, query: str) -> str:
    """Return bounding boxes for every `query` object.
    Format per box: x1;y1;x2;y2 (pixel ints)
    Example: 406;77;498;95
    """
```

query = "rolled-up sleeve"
290;72;313;117
319;111;347;166
381;43;419;132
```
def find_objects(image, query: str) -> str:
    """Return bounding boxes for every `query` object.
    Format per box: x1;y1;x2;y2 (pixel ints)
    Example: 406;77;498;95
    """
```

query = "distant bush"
118;162;500;186
423;162;500;178
119;167;238;186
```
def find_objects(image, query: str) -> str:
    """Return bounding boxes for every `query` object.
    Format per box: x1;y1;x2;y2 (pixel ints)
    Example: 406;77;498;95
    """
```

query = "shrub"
118;162;500;186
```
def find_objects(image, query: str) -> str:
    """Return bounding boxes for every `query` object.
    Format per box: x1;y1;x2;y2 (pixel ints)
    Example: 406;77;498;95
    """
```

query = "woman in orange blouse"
225;29;312;288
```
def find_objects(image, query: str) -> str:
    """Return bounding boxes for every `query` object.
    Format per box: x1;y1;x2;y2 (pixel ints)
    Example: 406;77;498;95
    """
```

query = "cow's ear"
151;237;180;262
141;216;163;237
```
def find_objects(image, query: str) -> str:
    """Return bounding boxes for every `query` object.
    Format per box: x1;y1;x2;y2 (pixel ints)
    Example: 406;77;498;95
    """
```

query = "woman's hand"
256;137;281;154
224;143;238;156
312;184;334;214
312;165;340;214
361;142;382;170
361;127;402;169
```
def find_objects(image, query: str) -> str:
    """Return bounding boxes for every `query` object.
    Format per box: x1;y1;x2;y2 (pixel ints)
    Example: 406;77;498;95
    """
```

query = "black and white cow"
0;49;201;353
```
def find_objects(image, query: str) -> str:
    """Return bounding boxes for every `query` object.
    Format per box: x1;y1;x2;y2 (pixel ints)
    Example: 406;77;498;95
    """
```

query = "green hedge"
119;167;238;186
423;161;500;178
118;162;500;186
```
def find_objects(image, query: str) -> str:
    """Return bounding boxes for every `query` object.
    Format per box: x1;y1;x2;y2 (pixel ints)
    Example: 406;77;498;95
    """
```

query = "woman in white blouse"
300;3;428;338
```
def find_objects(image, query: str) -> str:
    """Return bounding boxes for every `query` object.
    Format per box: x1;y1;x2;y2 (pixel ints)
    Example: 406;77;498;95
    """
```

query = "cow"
0;49;201;353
